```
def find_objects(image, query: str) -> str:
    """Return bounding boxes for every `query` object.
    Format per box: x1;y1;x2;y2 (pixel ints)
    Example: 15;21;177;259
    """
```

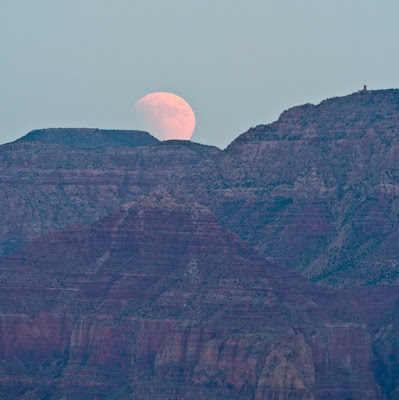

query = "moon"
133;92;196;141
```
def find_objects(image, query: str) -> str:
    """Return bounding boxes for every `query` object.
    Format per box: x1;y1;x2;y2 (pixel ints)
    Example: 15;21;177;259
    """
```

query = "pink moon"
134;92;196;141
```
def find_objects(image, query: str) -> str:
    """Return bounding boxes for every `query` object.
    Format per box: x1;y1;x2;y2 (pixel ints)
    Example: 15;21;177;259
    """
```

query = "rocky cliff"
0;193;394;399
170;89;399;287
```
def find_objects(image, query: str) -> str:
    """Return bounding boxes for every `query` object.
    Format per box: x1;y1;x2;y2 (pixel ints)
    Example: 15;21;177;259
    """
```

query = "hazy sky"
1;1;398;148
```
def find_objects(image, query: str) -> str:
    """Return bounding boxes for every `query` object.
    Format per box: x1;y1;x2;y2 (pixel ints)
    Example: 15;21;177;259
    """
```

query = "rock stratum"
0;130;220;255
170;89;399;287
1;193;398;399
0;91;398;399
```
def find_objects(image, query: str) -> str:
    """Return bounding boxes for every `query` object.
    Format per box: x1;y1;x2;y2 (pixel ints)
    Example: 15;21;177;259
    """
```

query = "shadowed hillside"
170;89;399;287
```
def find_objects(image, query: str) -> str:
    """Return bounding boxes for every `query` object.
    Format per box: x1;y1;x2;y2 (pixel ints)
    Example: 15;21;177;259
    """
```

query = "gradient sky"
1;0;398;148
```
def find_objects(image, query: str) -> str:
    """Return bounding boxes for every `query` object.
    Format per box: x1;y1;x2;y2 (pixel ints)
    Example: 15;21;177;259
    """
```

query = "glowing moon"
134;92;196;141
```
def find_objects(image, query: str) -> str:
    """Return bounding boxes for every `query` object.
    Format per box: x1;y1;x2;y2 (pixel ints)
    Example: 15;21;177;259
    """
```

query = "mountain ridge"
1;89;399;398
169;88;399;287
228;88;399;146
16;127;159;149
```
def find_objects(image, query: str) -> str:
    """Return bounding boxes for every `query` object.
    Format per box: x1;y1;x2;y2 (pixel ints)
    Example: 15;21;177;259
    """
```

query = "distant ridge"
228;88;399;146
16;127;159;149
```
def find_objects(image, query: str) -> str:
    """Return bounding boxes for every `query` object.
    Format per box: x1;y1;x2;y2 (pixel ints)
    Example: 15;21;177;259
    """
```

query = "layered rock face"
170;89;399;287
0;193;391;399
0;130;220;255
1;90;399;399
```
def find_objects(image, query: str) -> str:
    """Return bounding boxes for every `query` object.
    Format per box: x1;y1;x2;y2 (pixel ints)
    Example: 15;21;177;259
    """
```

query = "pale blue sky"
1;0;398;148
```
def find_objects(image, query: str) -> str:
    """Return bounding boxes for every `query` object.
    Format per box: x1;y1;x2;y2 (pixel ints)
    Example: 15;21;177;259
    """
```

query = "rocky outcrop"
169;89;399;287
0;193;391;399
1;90;399;398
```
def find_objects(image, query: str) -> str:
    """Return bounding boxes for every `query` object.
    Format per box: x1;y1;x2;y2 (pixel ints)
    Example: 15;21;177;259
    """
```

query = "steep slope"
16;128;159;149
0;137;220;255
170;89;399;287
346;285;399;400
0;193;392;399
